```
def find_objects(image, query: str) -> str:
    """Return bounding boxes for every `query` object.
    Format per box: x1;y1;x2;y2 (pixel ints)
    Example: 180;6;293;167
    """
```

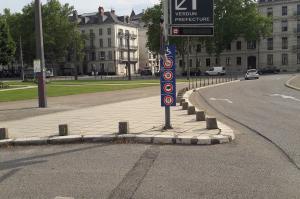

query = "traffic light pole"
35;0;47;108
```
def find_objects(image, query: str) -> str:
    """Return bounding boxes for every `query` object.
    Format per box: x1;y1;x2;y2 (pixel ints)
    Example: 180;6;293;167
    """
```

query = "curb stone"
285;75;300;91
13;137;48;146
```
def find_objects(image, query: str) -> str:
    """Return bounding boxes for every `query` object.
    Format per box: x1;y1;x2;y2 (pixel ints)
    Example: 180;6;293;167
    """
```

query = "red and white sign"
163;83;174;93
163;95;174;106
164;58;173;69
172;27;179;35
163;71;173;81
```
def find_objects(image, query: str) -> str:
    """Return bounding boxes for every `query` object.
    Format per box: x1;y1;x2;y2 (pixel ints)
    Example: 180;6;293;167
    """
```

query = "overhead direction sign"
169;0;214;37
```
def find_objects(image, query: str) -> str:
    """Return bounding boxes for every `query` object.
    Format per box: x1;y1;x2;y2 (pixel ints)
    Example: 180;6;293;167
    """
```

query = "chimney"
98;6;104;16
125;16;129;23
111;9;115;15
73;10;78;21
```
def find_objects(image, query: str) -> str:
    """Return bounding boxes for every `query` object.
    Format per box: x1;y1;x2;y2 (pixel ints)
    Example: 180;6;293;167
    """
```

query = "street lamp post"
125;33;132;81
19;36;24;81
35;0;47;108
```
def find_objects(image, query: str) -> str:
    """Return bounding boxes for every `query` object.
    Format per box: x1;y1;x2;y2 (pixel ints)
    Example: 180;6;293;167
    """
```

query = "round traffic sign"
163;71;173;81
163;83;174;93
163;95;174;106
164;58;173;69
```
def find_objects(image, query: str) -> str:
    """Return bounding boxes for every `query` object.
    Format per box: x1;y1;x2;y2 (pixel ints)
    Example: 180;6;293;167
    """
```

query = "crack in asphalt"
107;145;160;199
193;91;300;171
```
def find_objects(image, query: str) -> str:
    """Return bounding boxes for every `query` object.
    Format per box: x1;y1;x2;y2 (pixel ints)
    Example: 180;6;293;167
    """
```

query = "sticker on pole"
163;95;174;106
163;83;174;93
163;71;173;81
164;58;173;69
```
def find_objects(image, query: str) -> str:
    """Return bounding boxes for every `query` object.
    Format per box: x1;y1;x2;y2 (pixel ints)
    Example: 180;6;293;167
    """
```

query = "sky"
0;0;160;15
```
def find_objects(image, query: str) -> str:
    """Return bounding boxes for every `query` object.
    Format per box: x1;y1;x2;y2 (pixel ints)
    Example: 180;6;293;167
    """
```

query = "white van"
205;67;226;76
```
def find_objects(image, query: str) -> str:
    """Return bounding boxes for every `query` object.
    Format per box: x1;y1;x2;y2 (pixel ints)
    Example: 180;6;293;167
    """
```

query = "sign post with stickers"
161;45;177;107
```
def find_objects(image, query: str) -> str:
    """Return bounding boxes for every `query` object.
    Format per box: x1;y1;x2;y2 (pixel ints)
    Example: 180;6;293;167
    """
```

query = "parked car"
45;68;54;78
140;69;152;76
181;70;202;77
205;67;226;76
258;66;280;75
245;69;259;80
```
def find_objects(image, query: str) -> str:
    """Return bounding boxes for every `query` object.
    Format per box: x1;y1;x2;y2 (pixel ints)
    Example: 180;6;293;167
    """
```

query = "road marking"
270;94;300;102
210;97;233;104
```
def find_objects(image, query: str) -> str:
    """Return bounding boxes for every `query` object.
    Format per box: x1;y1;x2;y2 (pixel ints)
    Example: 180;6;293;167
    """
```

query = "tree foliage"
0;17;16;65
142;0;272;57
1;0;84;67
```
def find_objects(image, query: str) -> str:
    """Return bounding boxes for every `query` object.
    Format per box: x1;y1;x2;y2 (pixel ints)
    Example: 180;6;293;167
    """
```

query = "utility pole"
35;0;47;108
126;33;132;80
19;36;24;81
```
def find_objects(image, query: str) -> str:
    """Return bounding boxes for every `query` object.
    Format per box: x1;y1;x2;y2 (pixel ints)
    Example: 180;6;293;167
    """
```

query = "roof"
77;11;138;28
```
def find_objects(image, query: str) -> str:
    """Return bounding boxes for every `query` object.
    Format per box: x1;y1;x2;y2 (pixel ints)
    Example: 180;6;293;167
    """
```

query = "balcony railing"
292;45;300;51
294;28;300;34
119;45;138;51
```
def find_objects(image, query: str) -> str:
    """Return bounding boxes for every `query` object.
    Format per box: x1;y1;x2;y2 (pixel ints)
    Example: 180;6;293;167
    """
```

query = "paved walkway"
0;85;37;92
1;95;232;142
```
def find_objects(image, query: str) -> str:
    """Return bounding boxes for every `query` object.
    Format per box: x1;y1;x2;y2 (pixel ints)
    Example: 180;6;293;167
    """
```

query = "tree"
142;0;272;60
2;0;85;70
0;17;16;65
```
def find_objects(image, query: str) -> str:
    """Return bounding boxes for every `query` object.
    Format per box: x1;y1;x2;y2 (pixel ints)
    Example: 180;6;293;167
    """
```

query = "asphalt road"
190;74;300;168
0;75;300;198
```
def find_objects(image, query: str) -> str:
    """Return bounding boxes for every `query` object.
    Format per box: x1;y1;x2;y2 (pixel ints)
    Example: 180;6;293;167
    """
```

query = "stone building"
177;0;300;75
71;7;139;76
130;10;160;75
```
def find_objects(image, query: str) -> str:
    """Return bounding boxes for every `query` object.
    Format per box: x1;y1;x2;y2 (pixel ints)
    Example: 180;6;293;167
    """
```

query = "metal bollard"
206;117;218;129
182;102;189;110
0;128;8;140
59;124;69;136
119;121;129;134
196;111;206;121
187;106;196;115
180;98;186;106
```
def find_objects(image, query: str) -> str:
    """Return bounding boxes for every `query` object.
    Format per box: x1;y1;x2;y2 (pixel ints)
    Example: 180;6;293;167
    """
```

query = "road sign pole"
162;0;172;129
35;0;47;108
187;37;191;89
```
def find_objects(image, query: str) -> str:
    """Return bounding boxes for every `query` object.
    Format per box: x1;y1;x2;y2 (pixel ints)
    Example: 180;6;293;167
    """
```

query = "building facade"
177;0;300;75
73;7;139;76
130;11;160;74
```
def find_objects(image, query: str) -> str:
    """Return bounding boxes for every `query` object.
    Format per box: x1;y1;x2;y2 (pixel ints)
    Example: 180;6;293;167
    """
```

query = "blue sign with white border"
161;45;176;107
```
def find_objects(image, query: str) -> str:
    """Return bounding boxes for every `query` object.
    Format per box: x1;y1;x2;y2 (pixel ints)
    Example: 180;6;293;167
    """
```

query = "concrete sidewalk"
0;93;234;146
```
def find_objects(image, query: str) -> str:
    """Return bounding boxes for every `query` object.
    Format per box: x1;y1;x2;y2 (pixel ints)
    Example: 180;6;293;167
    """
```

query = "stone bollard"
182;102;189;110
0;128;8;140
187;106;196;115
180;98;186;106
196;111;206;121
206;117;218;129
59;124;69;136
119;121;129;134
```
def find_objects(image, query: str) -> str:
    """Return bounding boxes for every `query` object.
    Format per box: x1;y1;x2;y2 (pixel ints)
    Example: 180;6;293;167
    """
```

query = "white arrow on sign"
175;0;197;11
210;97;233;104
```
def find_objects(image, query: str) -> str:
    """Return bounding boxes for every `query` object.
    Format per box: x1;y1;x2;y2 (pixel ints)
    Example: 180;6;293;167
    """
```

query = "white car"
245;69;259;80
205;67;226;76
